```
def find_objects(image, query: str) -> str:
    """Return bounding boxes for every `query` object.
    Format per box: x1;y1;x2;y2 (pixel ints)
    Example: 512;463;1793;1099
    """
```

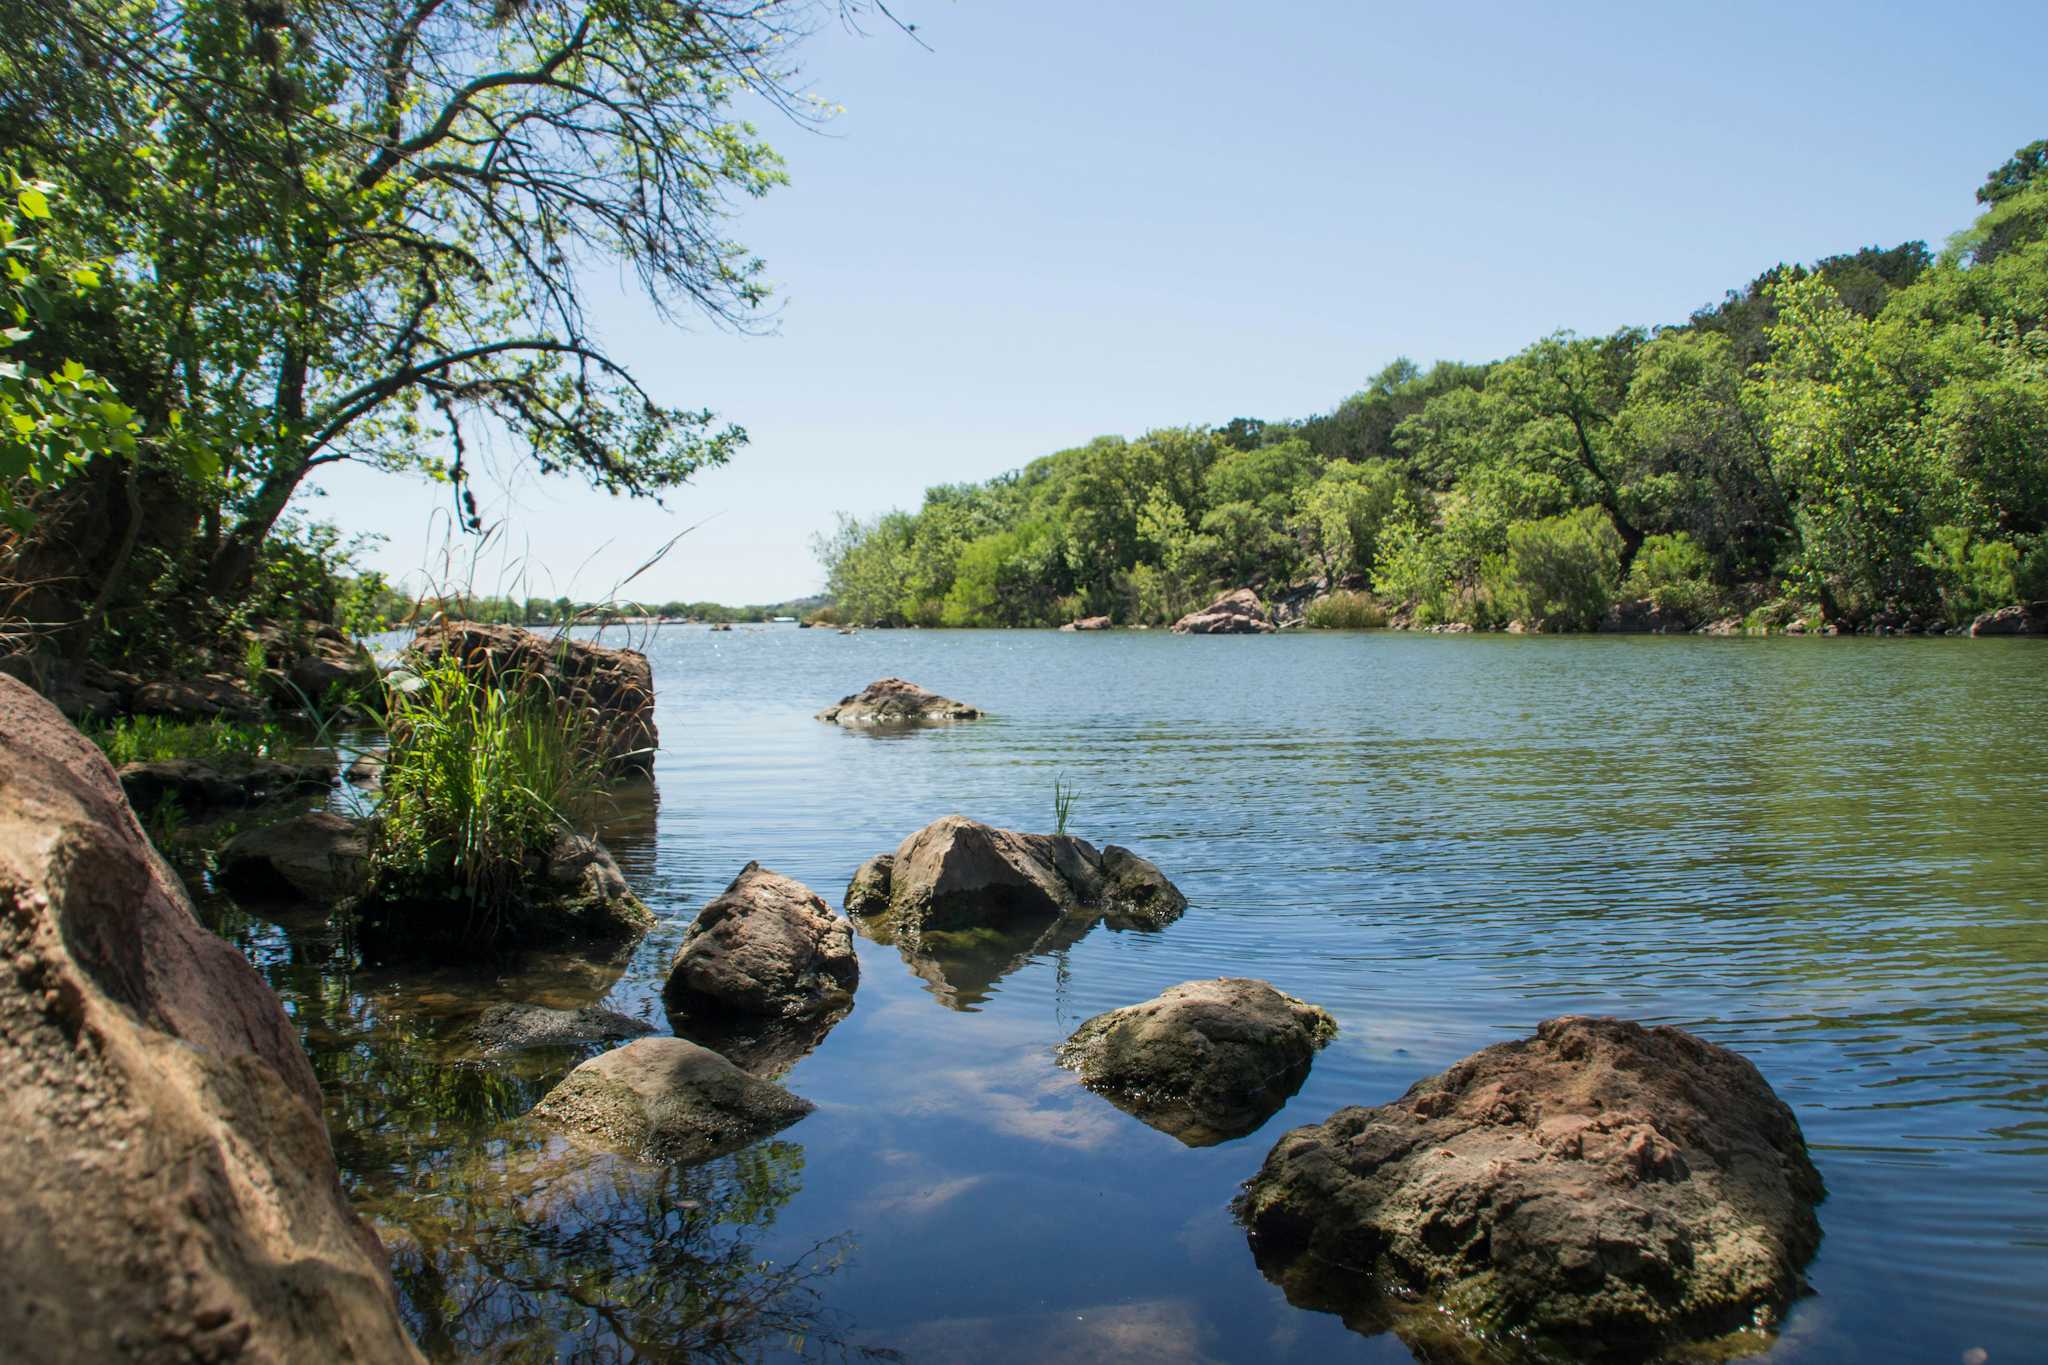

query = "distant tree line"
816;143;2048;631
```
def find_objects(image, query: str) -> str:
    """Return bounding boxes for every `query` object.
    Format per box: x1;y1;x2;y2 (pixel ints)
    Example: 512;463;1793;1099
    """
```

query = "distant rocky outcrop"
1238;1015;1825;1360
816;677;982;727
1058;978;1335;1146
530;1037;815;1164
408;621;658;776
1060;615;1112;631
218;810;370;903
1171;588;1274;635
118;756;333;811
0;675;422;1363
1970;601;2048;636
663;863;858;1073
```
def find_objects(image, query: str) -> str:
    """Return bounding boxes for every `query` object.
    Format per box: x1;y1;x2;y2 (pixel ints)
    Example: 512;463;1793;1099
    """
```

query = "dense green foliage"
818;149;2048;631
85;713;291;766
1;0;867;666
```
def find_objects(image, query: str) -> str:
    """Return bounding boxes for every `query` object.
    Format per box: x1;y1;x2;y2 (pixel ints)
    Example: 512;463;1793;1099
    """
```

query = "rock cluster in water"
0;675;421;1362
816;677;982;727
1171;587;1275;634
1057;978;1336;1146
1237;1014;1826;1358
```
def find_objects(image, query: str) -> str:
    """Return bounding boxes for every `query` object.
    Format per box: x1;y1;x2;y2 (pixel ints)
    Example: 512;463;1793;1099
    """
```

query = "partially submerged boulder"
0;674;421;1362
816;677;982;727
1238;1016;1825;1359
409;620;658;776
1970;601;2047;636
473;1003;655;1054
218;810;370;903
851;815;1186;941
118;756;332;811
1171;588;1274;635
1057;978;1335;1146
530;1037;814;1164
1061;615;1112;631
665;863;858;1021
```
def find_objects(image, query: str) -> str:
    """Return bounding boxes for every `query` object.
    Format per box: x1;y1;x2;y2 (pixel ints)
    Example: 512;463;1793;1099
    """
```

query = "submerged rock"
473;1003;655;1054
218;810;370;903
1170;588;1274;635
530;1037;814;1164
1057;978;1336;1146
816;677;982;727
0;674;421;1362
1238;1015;1825;1360
118;756;333;810
664;863;858;1021
408;621;658;776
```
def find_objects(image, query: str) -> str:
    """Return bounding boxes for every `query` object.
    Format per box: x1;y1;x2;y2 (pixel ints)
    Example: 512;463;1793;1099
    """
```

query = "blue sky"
307;0;2046;606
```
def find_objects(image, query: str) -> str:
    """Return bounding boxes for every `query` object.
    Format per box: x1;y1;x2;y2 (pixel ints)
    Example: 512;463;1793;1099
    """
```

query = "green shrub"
1624;532;1722;620
803;605;842;627
1303;590;1387;628
370;655;602;920
87;715;291;767
1497;507;1624;630
1918;524;2020;625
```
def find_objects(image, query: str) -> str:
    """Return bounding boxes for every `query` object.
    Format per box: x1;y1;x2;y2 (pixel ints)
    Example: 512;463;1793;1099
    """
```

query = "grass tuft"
1303;590;1387;629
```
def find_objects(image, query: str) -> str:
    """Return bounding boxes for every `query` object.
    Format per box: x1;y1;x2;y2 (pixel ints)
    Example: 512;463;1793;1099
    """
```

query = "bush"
370;655;602;927
803;605;842;627
1624;532;1721;621
1497;507;1624;630
1918;524;2019;625
86;714;291;767
1303;590;1387;628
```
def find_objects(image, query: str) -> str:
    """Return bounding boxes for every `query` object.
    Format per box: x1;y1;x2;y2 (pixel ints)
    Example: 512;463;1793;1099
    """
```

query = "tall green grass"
371;655;604;917
87;714;292;766
1303;590;1387;629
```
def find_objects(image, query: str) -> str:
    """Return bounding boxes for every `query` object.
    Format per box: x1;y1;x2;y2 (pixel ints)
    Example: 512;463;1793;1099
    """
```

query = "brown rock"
1970;602;2047;636
0;675;421;1362
132;673;265;720
1238;1015;1825;1359
409;621;657;776
530;1036;814;1164
218;811;370;903
843;853;895;916
1061;615;1113;632
473;1003;655;1054
816;677;982;726
1057;978;1335;1146
118;756;333;811
1170;588;1275;635
664;863;858;1020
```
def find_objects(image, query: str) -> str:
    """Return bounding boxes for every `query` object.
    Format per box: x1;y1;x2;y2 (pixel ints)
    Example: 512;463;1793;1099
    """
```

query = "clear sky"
306;0;2047;607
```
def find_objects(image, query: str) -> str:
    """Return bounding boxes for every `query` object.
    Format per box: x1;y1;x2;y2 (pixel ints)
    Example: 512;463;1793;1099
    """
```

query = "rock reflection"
666;1004;853;1079
373;1134;863;1362
854;910;1105;1012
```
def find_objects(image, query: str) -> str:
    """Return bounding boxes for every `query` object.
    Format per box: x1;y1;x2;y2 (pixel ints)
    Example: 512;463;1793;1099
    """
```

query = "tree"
3;0;885;656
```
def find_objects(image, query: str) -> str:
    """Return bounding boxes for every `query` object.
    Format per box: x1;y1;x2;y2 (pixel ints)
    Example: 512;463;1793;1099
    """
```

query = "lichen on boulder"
1237;1015;1826;1360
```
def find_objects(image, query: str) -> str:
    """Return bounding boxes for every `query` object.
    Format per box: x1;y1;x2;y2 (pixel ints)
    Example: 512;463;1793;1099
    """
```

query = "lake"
204;626;2048;1362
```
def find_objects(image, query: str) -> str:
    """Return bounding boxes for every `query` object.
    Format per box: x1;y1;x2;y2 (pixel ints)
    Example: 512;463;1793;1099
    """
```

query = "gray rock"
1238;1016;1825;1360
118;757;332;811
817;677;982;727
1099;844;1189;928
665;863;857;1021
843;853;895;916
218;811;369;903
473;1003;655;1054
529;1037;814;1164
1057;978;1334;1146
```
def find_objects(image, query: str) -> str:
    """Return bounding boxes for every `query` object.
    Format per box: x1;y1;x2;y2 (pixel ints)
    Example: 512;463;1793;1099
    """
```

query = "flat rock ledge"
844;815;1187;941
118;757;333;811
529;1037;814;1165
1171;588;1275;634
1237;1015;1825;1360
1057;978;1336;1146
817;677;982;727
664;863;858;1021
473;1003;655;1054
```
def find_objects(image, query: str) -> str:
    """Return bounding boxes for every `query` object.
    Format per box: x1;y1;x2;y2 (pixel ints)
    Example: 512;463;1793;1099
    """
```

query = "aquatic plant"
1053;776;1077;836
1303;590;1387;629
86;714;291;767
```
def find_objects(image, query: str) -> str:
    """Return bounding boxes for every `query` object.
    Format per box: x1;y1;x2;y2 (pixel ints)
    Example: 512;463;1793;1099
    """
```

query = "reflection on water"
200;628;2047;1362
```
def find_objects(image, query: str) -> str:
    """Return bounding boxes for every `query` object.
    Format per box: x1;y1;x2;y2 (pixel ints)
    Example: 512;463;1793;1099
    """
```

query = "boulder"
529;1037;814;1164
1098;844;1190;928
1170;588;1274;635
1057;979;1334;1146
1970;601;2047;636
843;852;895;916
1238;1016;1825;1359
132;673;265;720
1061;615;1113;632
664;863;858;1021
816;677;982;727
408;621;657;776
118;756;333;811
218;811;370;903
473;1003;655;1054
0;674;421;1362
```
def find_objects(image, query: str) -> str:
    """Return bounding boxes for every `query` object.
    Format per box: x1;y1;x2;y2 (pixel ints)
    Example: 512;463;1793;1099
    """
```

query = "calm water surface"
208;628;2048;1362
